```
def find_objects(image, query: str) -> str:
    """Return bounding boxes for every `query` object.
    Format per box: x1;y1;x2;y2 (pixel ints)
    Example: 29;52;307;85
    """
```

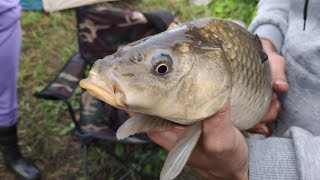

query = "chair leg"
73;126;94;180
63;99;84;134
82;142;89;180
64;98;92;179
118;151;157;180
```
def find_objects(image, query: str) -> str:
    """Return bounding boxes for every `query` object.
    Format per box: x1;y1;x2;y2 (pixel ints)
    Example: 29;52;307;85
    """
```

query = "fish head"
80;23;231;124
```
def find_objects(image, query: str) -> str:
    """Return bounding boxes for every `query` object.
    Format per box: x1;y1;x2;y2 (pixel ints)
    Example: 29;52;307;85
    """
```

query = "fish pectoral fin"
116;113;173;140
160;121;202;180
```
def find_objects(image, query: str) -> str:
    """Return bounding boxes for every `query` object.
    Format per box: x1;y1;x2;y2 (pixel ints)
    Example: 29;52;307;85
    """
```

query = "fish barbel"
80;18;272;180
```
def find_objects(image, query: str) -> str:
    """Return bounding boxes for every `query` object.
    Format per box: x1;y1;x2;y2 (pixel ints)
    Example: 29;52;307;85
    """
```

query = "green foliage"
134;0;257;25
115;143;125;157
208;0;257;25
0;0;259;179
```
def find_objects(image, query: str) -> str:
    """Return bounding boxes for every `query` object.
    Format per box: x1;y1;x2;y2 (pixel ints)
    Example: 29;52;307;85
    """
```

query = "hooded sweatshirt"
246;0;320;179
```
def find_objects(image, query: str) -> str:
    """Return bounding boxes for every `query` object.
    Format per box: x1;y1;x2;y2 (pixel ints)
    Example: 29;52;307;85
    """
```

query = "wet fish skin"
202;19;272;129
80;18;272;180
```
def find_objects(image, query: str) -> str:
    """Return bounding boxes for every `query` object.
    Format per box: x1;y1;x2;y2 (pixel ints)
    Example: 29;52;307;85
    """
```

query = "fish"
79;18;272;180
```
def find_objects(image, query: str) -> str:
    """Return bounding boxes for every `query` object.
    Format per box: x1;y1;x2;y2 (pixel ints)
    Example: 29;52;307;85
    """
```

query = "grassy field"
0;0;257;179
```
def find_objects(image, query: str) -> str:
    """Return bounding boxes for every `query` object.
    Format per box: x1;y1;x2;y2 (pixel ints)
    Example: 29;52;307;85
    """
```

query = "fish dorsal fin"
116;113;173;140
160;121;202;180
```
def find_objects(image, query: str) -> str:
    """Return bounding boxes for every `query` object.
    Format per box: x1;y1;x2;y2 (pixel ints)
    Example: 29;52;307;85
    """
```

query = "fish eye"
156;63;168;74
151;53;173;76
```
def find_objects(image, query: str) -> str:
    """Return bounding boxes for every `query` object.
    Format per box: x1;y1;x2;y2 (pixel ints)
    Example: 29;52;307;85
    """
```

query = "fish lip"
79;71;127;108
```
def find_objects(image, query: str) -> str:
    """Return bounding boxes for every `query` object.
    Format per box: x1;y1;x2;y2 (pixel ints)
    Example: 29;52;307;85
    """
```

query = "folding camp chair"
35;5;176;179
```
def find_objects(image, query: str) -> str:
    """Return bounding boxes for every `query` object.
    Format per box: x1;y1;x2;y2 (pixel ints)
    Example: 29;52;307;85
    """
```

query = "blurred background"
0;0;257;179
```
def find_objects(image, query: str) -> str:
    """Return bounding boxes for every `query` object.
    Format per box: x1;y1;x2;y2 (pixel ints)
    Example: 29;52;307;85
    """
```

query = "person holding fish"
80;0;320;179
0;1;41;179
147;0;320;179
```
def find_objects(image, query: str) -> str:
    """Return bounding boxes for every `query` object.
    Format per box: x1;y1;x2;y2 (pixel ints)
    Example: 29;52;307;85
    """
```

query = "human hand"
168;18;180;29
248;38;289;135
261;38;288;92
148;100;248;180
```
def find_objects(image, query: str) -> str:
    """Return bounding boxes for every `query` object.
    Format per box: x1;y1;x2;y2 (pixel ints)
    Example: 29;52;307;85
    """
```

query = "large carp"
80;18;272;180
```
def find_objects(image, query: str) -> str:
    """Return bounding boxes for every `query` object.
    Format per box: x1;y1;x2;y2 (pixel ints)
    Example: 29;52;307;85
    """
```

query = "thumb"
202;99;233;139
147;125;185;151
269;54;289;92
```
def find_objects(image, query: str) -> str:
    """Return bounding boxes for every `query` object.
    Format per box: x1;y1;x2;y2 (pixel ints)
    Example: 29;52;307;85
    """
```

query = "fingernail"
274;80;288;86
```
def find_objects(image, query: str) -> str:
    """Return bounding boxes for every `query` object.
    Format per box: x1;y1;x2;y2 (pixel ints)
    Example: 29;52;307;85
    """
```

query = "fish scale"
203;19;271;128
80;18;272;179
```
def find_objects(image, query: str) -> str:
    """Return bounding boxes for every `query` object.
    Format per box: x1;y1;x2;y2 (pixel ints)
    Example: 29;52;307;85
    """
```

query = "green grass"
120;0;257;25
0;0;257;179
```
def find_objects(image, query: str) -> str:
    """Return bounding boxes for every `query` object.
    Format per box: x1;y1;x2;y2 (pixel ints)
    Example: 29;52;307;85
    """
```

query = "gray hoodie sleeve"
248;0;289;52
247;127;320;180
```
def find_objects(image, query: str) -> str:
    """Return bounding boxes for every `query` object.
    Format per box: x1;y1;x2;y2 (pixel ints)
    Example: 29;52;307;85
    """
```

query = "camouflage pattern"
36;7;176;143
35;53;86;100
79;91;150;143
77;7;175;65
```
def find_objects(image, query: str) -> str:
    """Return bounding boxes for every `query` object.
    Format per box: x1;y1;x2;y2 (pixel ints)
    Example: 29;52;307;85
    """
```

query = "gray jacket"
247;0;320;179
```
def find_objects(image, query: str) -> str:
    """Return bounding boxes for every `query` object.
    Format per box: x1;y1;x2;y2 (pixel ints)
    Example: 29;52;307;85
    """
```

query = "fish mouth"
79;71;127;108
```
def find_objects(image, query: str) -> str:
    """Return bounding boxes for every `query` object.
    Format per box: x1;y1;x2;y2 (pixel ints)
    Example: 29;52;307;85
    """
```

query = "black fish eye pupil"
157;64;168;74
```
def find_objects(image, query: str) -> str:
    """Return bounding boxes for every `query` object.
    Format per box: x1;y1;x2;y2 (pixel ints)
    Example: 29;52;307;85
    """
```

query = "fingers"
148;99;233;152
247;123;270;135
249;93;280;136
126;110;182;150
168;18;180;29
149;99;234;152
148;131;177;150
261;38;289;92
127;107;186;150
202;99;232;137
126;110;136;117
201;99;238;153
268;53;289;92
147;125;185;151
261;93;280;123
